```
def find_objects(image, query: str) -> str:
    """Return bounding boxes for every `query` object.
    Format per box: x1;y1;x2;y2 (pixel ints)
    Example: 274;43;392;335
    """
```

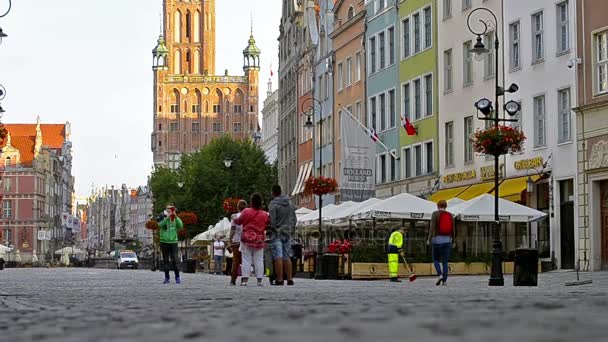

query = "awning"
457;182;496;200
291;164;306;196
292;161;313;196
428;185;470;203
490;175;541;200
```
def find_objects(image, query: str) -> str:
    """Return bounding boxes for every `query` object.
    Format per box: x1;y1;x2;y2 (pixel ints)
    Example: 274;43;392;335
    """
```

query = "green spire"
153;35;169;56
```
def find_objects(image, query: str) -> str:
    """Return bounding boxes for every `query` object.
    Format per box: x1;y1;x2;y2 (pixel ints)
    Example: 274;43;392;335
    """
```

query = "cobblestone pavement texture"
0;269;607;342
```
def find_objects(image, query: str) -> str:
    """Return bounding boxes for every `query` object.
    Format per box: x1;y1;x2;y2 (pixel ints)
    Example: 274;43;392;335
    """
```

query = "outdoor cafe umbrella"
55;247;86;256
349;193;437;221
295;207;312;218
31;250;39;263
297;204;339;227
449;194;547;223
323;198;383;226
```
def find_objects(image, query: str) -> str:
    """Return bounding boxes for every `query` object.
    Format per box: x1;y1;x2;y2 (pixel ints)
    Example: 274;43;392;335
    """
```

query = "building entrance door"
600;181;608;269
559;180;575;269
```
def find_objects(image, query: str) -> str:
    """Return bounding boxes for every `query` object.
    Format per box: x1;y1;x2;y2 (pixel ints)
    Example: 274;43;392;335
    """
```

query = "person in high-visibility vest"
387;227;407;282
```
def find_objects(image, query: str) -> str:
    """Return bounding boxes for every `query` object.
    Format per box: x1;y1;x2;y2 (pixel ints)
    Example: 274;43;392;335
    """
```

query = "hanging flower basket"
177;211;198;226
223;197;242;214
145;220;159;231
304;176;338;196
473;125;526;156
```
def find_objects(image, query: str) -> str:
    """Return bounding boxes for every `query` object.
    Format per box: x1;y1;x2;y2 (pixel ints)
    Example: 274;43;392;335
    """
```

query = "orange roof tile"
4;124;66;149
10;136;35;166
1;123;67;168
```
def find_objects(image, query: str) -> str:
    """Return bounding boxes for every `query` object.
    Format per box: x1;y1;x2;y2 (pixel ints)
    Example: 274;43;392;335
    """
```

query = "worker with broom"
387;227;407;283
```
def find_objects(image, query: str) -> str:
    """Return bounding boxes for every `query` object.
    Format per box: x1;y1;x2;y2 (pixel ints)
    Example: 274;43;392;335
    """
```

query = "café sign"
514;156;544;170
443;170;476;184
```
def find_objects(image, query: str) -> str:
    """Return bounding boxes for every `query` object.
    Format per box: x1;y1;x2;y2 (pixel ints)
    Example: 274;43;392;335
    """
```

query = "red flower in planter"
223;198;242;214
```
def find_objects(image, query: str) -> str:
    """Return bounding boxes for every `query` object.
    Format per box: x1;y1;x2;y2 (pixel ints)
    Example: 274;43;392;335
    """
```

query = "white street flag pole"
338;104;398;160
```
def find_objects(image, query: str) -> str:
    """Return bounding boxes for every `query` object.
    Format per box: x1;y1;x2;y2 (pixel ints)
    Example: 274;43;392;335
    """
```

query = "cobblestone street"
1;269;607;342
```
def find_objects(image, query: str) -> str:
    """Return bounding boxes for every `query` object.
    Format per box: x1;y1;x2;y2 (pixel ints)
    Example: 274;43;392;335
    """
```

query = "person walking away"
268;185;297;286
234;193;269;286
159;204;183;284
213;236;225;275
228;200;248;285
428;200;456;286
387;227;406;282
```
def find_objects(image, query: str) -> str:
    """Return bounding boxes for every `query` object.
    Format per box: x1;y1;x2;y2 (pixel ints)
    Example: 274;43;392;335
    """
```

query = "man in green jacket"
159;204;183;284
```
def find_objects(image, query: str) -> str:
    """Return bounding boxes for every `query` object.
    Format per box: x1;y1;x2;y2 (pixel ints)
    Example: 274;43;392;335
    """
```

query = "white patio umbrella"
31;250;39;263
324;199;383;226
349;193;437;221
297;204;339;227
191;225;215;246
447;198;466;207
61;251;70;266
0;244;11;252
295;207;312;218
54;247;86;256
449;194;547;223
14;249;22;263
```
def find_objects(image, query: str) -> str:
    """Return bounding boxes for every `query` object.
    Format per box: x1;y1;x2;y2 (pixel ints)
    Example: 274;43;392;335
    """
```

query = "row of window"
442;0;475;19
508;2;570;72
376;141;434;183
160;122;251;133
337;52;363;91
369;89;396;132
443;88;571;168
172;9;208;44
368;26;395;74
166;103;246;114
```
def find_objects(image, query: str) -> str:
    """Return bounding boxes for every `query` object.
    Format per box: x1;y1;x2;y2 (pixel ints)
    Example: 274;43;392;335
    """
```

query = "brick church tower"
151;0;260;168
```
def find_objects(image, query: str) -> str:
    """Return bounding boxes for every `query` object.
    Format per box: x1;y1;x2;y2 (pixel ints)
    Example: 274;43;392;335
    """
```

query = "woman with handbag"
233;193;269;286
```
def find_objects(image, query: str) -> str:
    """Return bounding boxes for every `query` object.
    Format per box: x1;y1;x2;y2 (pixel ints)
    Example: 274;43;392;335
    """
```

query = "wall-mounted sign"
514;156;544;170
443;170;476;184
480;164;504;181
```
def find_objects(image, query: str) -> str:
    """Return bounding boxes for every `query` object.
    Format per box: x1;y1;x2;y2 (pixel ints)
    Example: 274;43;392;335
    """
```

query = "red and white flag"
401;114;417;136
369;128;379;142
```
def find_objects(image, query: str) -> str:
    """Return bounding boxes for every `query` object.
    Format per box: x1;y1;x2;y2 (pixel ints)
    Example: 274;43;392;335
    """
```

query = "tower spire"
159;13;163;35
250;13;253;36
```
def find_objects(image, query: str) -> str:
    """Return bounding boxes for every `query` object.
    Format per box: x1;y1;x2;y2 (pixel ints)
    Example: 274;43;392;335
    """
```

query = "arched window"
170;89;180;114
194;11;201;43
193;89;202;114
347;6;355;20
4;156;11;167
185;11;191;40
174;50;181;74
193;50;200;74
212;89;223;114
204;100;209;113
174;11;182;43
233;89;244;113
205;12;209;31
186;50;192;73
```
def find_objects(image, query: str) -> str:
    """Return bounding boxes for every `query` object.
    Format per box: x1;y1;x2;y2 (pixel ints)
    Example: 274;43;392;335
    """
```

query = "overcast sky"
0;0;280;196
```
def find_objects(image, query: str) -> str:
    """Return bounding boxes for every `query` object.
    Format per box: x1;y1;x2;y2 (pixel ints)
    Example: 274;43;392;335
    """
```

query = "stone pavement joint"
0;269;606;342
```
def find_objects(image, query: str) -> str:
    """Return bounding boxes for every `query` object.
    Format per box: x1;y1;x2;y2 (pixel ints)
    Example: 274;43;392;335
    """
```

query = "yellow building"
151;0;260;168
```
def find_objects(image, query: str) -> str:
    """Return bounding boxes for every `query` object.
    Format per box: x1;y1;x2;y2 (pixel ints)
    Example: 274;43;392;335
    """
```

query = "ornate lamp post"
467;7;521;286
301;97;326;279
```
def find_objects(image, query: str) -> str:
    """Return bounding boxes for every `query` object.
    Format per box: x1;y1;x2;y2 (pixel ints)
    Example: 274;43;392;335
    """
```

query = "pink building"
0;118;73;262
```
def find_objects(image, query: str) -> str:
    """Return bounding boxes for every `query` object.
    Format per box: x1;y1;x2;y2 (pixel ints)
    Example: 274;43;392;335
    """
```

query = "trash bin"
184;258;197;274
513;248;539;286
324;254;339;280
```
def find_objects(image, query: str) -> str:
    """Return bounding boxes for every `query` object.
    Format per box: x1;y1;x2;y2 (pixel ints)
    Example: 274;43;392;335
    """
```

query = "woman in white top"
228;200;248;286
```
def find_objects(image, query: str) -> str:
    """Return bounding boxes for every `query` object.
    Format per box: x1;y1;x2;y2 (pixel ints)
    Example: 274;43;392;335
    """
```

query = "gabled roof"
10;136;35;166
4;124;66;149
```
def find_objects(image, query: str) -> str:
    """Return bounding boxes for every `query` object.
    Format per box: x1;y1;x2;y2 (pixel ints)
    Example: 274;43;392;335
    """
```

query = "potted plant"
473;125;526;156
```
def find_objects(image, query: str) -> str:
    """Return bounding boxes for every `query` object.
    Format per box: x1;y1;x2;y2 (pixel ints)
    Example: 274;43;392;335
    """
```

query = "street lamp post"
301;97;324;279
467;7;521;286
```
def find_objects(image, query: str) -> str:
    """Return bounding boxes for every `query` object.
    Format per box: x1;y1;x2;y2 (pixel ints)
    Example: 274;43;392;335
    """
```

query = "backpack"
438;211;453;236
